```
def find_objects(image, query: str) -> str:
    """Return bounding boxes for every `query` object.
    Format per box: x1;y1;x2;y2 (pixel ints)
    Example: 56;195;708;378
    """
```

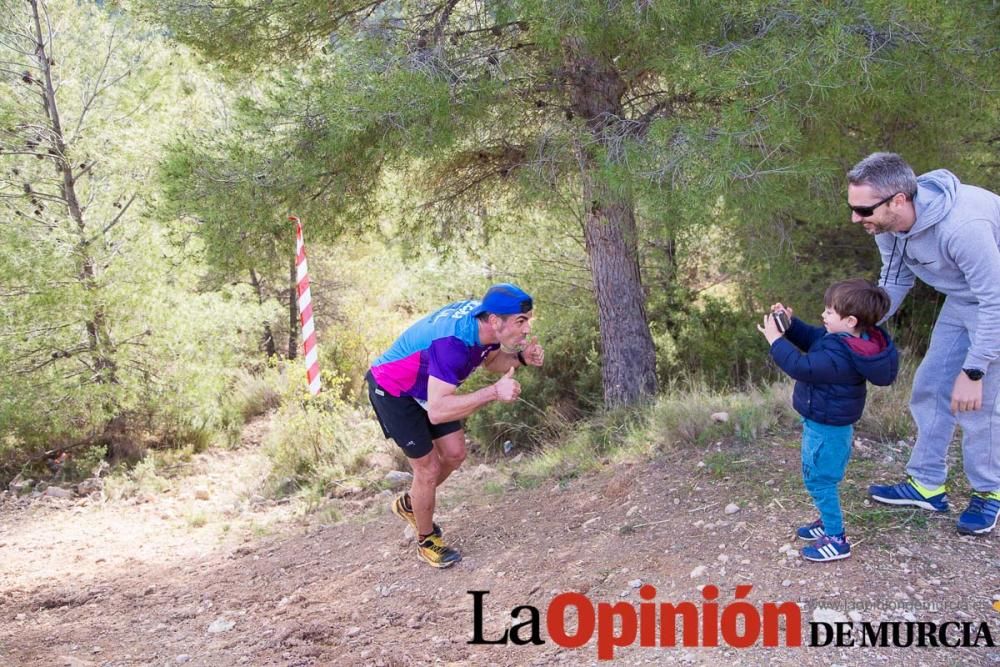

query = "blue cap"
471;283;533;316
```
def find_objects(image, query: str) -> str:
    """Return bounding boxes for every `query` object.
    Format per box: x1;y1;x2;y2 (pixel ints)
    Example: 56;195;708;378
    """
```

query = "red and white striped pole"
292;216;321;396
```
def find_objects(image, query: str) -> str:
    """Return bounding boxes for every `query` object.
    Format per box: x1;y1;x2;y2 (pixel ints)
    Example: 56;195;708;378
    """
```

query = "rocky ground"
1;415;999;666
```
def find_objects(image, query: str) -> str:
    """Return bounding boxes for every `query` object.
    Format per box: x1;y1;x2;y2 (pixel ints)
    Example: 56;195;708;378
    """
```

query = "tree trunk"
564;40;658;406
249;268;276;358
287;256;298;359
582;180;659;407
29;0;117;384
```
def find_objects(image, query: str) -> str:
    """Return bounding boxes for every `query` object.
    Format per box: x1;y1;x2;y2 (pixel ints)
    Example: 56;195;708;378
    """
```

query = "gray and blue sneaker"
801;534;851;562
796;519;826;541
869;477;949;512
956;492;1000;535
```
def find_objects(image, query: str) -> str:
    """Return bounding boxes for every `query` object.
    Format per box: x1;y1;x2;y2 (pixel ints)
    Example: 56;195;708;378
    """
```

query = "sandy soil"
1;416;999;667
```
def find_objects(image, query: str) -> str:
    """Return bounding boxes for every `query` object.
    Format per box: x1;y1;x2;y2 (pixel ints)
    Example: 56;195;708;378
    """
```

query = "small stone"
626;506;639;518
471;464;493;480
15;613;26;621
902;612;916;622
43;486;73;499
176;656;191;664
384;471;413;487
628;579;642;589
717;554;729;563
194;489;210;500
724;503;740;515
781;579;792;587
345;626;362;637
848;611;863;623
8;474;34;495
710;412;729;423
207;618;235;634
689;565;707;578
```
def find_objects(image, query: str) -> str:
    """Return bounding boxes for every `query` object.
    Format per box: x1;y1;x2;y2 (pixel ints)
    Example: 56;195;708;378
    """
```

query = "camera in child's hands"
772;309;791;333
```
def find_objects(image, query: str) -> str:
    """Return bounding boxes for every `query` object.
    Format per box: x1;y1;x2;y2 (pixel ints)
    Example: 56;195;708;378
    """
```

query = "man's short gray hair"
847;152;918;199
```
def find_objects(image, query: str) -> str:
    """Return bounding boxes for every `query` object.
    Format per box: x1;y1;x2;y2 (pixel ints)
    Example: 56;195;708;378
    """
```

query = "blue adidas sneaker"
801;534;851;562
956;492;1000;535
796;519;826;541
868;477;950;512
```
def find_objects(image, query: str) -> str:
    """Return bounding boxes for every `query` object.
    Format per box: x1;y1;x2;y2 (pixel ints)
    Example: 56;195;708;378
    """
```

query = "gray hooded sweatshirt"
876;169;1000;371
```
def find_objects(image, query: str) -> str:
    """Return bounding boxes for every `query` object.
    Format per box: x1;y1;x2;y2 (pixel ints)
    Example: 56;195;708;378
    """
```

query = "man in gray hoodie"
847;152;1000;535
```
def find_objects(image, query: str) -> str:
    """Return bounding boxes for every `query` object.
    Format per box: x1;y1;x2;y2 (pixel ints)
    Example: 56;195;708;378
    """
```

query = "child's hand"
757;313;783;344
770;302;794;319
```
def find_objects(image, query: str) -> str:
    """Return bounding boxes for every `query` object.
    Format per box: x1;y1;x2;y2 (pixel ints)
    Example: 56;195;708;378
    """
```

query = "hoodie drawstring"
882;236;898;287
895;238;909;284
881;236;909;287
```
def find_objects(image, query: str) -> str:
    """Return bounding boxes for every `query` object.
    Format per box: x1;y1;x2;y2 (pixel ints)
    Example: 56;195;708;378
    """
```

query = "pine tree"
143;0;999;406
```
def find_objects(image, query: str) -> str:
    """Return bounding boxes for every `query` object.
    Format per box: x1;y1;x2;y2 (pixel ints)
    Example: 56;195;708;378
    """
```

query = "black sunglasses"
848;192;900;218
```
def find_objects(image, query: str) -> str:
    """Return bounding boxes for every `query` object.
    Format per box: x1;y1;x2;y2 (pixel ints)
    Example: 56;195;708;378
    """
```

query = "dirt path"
1;417;999;666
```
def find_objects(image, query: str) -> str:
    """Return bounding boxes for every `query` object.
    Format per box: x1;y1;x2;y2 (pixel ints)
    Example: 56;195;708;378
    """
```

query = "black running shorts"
365;370;462;459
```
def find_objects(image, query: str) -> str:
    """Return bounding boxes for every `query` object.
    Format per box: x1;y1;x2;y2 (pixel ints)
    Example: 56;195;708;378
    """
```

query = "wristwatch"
962;368;985;381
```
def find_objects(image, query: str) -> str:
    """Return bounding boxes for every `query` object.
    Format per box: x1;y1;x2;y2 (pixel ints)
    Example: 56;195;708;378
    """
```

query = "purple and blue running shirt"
370;300;500;405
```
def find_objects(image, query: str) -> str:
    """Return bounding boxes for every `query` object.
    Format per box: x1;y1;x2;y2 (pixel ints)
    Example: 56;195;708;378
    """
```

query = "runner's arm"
426;376;497;424
482;348;520;373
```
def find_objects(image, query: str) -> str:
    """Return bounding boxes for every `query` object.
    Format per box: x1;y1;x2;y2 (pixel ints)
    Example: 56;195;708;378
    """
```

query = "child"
758;278;898;562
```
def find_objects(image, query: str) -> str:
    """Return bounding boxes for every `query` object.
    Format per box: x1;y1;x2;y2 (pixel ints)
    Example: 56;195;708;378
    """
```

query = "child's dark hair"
824;279;891;330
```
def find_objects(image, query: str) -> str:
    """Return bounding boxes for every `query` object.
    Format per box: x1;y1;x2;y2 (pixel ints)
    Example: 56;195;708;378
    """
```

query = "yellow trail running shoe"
417;534;462;568
391;493;441;536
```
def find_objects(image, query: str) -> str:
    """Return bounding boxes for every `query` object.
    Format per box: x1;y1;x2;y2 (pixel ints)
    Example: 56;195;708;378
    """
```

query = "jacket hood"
836;326;898;386
902;169;959;237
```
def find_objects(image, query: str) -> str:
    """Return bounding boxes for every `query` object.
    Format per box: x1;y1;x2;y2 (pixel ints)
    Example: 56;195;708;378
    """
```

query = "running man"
366;283;544;567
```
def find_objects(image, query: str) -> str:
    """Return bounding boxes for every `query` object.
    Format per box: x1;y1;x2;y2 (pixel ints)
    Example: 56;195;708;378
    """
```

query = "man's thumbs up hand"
495;366;520;402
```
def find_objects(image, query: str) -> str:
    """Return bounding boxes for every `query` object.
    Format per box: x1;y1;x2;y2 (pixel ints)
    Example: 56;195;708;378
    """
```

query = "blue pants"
802;418;853;537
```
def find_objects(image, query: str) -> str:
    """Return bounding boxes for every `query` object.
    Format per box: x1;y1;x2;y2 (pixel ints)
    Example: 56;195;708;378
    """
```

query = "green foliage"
103;455;173;500
264;383;386;497
466;300;603;452
858;350;917;442
515;407;649;485
1;0;993;487
142;0;1000;412
59;445;108;482
0;1;281;480
653;296;772;391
